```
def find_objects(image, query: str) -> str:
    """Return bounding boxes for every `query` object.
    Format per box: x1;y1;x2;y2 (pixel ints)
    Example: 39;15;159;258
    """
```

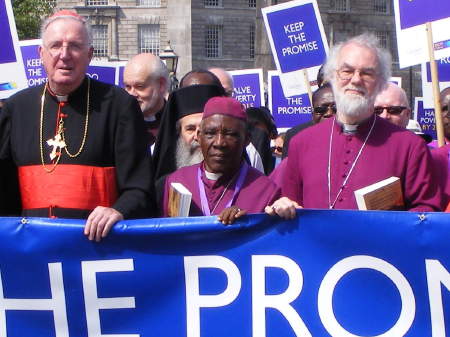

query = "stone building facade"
54;0;420;102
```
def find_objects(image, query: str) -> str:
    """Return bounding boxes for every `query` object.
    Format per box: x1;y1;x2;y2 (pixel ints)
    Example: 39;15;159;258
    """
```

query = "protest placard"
19;39;119;87
262;0;328;98
414;97;437;140
421;57;450;109
393;0;450;68
390;77;402;88
116;62;126;88
87;61;118;85
268;70;312;130
19;39;47;87
0;0;28;98
229;69;264;108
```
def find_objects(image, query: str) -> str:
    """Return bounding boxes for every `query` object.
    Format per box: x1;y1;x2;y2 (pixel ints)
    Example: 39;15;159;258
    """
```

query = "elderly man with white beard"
265;34;441;216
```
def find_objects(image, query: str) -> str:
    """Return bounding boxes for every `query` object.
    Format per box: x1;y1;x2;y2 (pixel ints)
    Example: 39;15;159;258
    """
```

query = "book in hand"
168;182;192;217
354;176;404;211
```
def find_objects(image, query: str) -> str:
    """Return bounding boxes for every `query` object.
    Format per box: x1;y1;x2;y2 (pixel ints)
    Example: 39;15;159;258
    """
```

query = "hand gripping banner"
0;210;448;336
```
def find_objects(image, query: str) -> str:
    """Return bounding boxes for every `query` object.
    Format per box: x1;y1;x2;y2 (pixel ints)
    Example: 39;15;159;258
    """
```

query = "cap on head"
202;96;247;122
50;10;84;21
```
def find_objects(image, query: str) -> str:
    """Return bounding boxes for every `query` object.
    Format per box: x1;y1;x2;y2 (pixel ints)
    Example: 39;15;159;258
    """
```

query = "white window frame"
139;24;161;55
205;25;222;58
92;24;108;57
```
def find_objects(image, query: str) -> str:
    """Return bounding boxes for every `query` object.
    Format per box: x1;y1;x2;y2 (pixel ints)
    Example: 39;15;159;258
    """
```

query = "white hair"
40;12;93;46
323;33;392;94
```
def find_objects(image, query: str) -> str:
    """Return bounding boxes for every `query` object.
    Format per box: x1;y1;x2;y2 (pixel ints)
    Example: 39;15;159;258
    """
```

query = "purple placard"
118;65;125;88
0;0;16;63
426;57;450;82
20;43;47;87
265;2;326;74
87;65;116;85
399;0;450;30
416;99;437;140
270;74;312;128
231;73;262;108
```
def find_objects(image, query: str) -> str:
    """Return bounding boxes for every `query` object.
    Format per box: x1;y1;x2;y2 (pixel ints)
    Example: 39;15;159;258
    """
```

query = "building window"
375;31;389;49
92;25;108;57
374;0;388;13
204;0;222;8
137;0;160;6
250;24;255;59
139;24;160;55
205;25;222;58
330;0;348;12
86;0;108;5
249;0;256;8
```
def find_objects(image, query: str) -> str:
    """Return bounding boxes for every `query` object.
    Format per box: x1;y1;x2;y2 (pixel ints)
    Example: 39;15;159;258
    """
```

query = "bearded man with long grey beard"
265;33;441;217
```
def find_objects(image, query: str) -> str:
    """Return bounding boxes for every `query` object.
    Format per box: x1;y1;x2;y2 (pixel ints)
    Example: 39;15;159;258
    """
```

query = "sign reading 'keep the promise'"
262;0;328;98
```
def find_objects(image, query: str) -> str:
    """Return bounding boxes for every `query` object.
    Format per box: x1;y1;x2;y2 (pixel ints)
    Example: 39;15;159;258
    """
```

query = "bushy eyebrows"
339;62;376;72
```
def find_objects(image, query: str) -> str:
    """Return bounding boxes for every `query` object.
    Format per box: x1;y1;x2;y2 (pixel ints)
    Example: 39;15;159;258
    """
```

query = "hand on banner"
265;197;302;219
217;206;247;225
84;206;124;242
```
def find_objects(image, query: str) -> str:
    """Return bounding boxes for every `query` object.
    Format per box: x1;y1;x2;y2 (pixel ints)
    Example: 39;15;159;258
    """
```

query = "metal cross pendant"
47;133;66;160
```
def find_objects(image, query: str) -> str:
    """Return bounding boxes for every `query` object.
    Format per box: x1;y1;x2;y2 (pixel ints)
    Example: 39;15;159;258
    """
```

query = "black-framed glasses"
374;106;407;115
313;104;337;115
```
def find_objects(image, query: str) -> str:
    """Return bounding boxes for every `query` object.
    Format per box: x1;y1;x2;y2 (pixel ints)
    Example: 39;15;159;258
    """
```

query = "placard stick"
302;69;313;107
426;22;445;147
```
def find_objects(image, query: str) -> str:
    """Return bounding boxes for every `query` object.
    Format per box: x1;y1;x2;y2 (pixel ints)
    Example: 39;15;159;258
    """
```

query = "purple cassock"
283;115;442;211
431;144;450;210
163;162;281;217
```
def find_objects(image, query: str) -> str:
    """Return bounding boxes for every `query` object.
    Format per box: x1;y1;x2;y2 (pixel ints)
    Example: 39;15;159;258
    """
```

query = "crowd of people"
0;10;448;241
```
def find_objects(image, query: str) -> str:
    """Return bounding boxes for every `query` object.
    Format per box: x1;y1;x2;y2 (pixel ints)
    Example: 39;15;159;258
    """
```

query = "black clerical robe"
0;77;154;218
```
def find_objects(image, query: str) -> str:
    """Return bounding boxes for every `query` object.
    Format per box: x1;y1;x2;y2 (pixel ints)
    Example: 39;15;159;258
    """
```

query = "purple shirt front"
163;162;281;217
283;115;441;211
431;144;450;209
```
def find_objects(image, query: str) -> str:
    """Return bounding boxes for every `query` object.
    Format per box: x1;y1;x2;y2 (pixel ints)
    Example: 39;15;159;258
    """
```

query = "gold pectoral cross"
47;133;66;160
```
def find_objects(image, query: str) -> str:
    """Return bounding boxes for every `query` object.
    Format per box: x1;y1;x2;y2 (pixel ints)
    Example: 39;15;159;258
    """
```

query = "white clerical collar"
144;114;156;122
56;95;68;103
342;123;358;133
204;170;222;180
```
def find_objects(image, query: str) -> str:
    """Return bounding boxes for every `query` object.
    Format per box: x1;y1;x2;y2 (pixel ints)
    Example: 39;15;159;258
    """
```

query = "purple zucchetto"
202;96;247;122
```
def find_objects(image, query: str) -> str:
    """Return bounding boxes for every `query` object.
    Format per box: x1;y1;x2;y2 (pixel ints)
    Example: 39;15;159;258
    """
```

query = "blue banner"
0;210;449;336
426;57;450;82
398;0;450;30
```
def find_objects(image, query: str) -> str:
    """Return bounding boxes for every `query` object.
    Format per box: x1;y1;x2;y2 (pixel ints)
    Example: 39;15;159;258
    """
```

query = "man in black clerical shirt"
0;10;154;241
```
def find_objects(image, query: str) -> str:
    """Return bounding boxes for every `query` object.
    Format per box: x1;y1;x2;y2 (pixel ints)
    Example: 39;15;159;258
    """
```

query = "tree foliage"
12;0;55;40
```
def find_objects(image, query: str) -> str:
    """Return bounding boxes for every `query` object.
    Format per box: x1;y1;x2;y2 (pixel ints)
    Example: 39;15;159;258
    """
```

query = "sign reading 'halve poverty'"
229;69;264;108
0;211;448;336
262;0;328;98
0;0;27;99
393;0;450;68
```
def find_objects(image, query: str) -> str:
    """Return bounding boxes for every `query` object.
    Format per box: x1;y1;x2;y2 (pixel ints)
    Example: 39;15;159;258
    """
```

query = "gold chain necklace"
39;78;90;173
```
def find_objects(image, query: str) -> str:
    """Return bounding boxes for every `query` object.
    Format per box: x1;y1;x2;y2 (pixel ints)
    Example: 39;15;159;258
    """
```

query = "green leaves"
12;0;55;40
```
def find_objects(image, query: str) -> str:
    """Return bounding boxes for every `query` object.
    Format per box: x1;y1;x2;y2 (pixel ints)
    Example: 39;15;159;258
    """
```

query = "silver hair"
40;12;93;46
153;58;170;93
323;33;392;93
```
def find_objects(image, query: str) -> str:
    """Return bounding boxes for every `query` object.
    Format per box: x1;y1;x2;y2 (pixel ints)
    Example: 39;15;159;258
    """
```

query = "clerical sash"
18;165;118;210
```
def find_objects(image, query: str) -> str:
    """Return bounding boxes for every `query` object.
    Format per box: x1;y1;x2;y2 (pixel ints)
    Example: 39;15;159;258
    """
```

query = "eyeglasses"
271;146;283;153
313;104;337;115
374;106;407;115
336;67;378;82
45;42;88;57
